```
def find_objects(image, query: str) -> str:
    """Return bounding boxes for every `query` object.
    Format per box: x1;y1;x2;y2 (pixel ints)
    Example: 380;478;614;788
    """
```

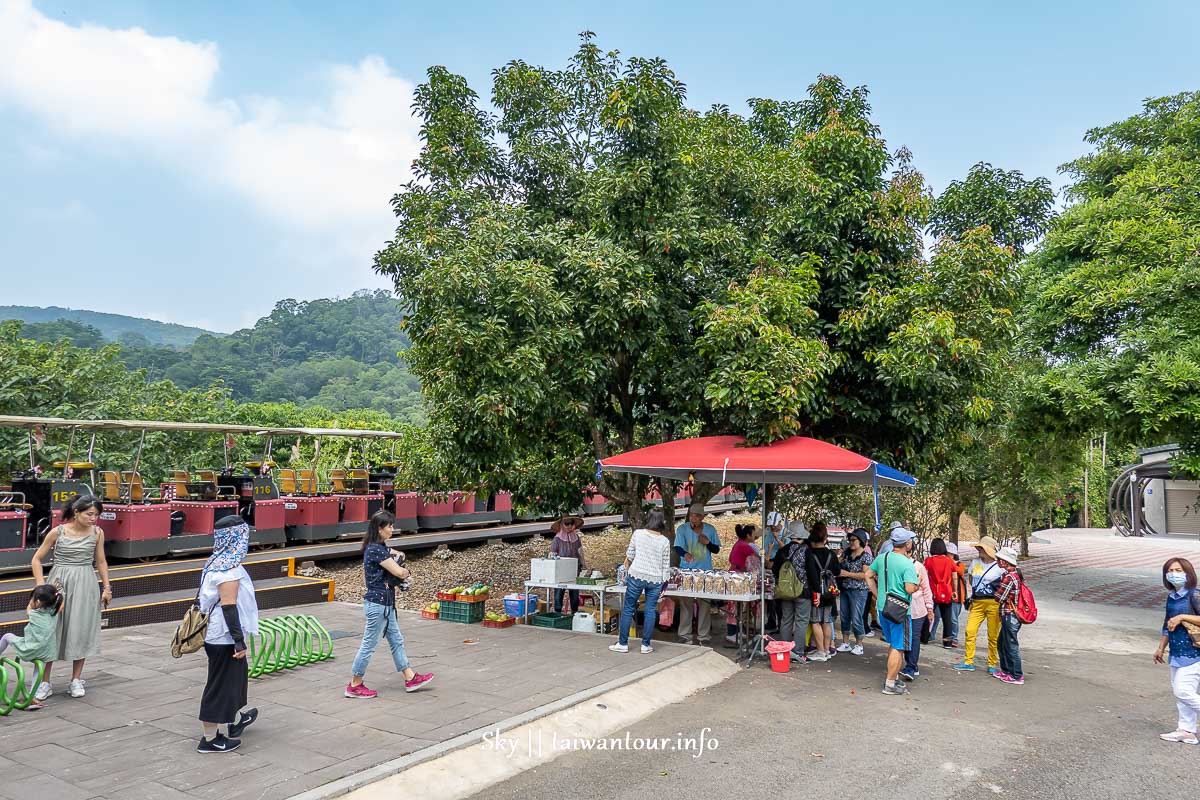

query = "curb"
290;646;729;800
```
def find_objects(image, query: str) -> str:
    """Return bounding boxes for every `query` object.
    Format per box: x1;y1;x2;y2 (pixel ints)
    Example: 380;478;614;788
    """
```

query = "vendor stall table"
523;579;763;657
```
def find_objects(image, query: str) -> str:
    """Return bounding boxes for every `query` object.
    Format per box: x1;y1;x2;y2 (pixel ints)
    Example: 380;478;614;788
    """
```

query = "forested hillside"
3;291;424;424
0;305;220;348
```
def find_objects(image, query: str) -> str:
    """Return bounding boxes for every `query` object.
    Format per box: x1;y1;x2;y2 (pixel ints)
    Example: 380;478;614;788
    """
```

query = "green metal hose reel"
248;614;333;678
0;658;46;715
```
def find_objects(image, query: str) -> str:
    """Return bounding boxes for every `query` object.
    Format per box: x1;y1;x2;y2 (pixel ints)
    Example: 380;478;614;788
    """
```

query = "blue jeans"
839;588;868;639
619;576;663;647
351;600;410;677
998;613;1023;679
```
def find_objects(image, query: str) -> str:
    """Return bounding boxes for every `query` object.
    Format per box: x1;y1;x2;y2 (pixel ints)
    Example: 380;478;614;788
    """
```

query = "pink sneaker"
405;672;434;693
344;683;378;699
992;670;1011;681
999;674;1024;685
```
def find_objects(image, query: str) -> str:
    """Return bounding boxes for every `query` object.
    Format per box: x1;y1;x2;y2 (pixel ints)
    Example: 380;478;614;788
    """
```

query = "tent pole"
757;480;769;665
872;469;881;532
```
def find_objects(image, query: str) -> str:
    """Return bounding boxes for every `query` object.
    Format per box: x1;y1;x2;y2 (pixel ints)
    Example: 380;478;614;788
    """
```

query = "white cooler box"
531;557;578;584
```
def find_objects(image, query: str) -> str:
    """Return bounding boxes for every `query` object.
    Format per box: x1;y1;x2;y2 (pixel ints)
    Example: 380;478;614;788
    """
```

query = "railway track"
0;504;745;635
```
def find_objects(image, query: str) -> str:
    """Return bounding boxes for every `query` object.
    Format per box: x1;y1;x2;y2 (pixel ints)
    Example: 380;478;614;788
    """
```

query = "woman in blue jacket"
1154;557;1200;745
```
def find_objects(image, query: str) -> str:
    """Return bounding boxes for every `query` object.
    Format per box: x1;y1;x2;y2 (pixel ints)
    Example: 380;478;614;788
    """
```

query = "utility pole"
1083;437;1091;528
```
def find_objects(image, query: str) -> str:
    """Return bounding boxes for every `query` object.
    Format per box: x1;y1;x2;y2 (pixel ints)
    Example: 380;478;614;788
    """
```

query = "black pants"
934;602;955;644
905;617;929;673
554;588;580;614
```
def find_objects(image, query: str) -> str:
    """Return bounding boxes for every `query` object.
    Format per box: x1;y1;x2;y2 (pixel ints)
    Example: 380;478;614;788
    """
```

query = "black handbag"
879;554;910;625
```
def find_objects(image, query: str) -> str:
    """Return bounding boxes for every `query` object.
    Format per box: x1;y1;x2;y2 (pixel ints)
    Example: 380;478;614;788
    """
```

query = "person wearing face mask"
1154;558;1200;745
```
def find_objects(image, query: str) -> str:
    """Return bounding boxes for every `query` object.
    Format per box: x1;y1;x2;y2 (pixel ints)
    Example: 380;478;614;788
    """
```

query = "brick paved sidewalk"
0;602;700;800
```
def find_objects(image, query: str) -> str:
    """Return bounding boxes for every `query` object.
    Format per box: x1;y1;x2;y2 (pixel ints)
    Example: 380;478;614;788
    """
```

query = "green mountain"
0;305;221;348
4;291;425;425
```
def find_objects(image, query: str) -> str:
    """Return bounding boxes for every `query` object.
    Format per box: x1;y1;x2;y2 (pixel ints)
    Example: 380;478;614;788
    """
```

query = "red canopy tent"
600;435;917;665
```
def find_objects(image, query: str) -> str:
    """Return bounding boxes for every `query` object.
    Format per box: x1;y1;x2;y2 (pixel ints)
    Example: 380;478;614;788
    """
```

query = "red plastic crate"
482;617;516;629
420;610;439;620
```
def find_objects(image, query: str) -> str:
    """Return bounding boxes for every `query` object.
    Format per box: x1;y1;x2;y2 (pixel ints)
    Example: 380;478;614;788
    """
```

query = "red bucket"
765;638;795;674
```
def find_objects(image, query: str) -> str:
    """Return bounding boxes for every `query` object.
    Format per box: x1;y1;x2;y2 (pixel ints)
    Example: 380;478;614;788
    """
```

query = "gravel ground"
301;512;759;615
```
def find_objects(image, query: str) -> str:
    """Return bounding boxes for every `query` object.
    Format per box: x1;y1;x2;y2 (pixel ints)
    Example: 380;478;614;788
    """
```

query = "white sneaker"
68;679;85;698
608;643;629;653
640;644;654;654
34;682;52;701
851;644;864;656
836;643;853;653
809;652;830;662
1160;730;1200;745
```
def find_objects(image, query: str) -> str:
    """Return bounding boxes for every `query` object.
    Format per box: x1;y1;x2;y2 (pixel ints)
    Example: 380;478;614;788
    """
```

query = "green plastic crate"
438;599;485;624
530;612;574;630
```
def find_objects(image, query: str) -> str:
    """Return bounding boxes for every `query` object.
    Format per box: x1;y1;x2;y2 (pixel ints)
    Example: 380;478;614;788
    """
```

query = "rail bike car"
217;463;287;546
94;468;172;559
328;468;385;538
450;491;513;526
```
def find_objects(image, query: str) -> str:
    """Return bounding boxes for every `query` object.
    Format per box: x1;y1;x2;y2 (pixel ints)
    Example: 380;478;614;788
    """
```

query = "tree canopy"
3;290;426;425
1023;91;1200;471
376;34;1020;519
0;320;416;487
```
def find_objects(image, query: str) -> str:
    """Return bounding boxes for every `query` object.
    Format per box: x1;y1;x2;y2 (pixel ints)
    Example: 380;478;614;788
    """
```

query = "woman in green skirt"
31;496;112;701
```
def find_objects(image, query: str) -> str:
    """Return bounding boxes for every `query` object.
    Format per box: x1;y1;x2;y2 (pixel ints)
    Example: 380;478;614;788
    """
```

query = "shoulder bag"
170;568;213;658
880;554;911;625
1185;589;1200;649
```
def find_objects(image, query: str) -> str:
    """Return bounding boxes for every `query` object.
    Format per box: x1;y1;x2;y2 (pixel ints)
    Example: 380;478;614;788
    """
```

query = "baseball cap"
890;527;916;545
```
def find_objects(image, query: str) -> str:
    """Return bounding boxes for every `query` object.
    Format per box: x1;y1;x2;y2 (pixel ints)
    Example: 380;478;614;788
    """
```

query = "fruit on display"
423;602;441;613
484;611;513;623
459;582;489;597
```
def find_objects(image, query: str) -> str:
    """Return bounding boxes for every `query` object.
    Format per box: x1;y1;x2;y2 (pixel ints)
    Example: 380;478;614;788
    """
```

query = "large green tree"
1024;92;1200;471
930;162;1055;251
376;34;1020;520
920;163;1058;539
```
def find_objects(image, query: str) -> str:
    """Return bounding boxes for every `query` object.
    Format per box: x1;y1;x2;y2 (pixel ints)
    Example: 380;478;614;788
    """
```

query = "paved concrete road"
475;637;1189;799
475;530;1200;800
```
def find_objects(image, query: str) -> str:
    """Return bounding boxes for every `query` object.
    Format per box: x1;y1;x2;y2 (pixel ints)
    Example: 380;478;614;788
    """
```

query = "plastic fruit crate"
438;599;485;624
420;610;439;620
530;612;574;630
436;591;459;601
504;593;539;617
457;592;489;604
482;617;516;629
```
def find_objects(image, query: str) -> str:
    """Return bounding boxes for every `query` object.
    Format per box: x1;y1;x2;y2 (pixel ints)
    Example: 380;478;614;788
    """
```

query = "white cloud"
0;0;420;247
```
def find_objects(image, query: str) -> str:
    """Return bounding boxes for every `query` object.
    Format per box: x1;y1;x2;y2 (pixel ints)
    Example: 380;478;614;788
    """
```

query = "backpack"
928;556;953;604
1015;578;1037;625
776;561;803;600
815;550;839;606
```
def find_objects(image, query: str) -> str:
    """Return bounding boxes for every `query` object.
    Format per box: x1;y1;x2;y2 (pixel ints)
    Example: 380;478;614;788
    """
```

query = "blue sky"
2;0;1197;332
